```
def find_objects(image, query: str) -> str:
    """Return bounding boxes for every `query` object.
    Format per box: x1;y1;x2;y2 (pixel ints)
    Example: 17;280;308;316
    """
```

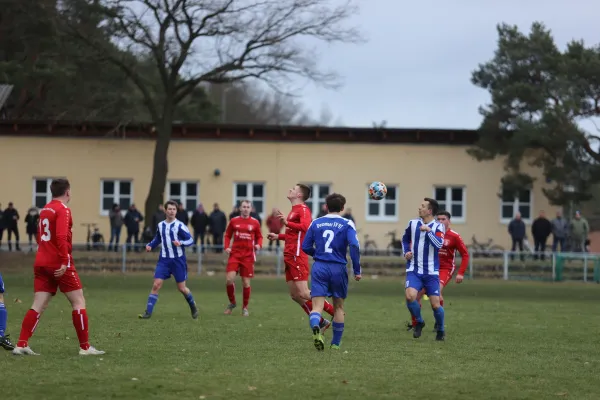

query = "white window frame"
99;179;134;216
303;183;331;218
500;188;533;223
32;178;54;208
233;182;266;219
433;186;466;223
365;183;399;222
167;180;200;215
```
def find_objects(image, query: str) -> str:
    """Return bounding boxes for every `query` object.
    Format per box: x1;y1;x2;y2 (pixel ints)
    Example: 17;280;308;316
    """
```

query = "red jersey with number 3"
35;199;74;269
438;229;469;275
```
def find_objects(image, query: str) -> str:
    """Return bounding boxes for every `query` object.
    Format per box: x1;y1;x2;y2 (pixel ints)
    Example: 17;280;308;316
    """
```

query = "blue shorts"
406;272;439;296
310;261;348;299
0;272;4;294
154;258;188;283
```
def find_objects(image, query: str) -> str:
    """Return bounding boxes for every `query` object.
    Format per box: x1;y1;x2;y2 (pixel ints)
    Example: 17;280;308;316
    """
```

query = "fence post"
583;253;588;283
468;250;474;280
276;250;282;277
121;244;127;273
503;251;509;280
552;253;556;281
197;246;203;275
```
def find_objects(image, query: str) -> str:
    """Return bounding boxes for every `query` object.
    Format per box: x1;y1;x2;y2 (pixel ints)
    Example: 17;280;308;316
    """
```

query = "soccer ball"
368;181;387;200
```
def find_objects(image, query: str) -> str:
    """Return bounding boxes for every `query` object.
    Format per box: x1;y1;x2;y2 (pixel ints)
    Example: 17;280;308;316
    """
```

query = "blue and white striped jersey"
147;219;194;259
401;219;445;275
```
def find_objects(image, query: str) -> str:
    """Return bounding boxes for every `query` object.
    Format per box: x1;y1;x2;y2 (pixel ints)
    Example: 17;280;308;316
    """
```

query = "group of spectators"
0;202;42;252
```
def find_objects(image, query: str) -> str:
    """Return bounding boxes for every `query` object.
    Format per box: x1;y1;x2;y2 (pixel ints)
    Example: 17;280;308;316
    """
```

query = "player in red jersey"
223;200;263;317
408;210;469;330
267;184;335;333
12;179;105;356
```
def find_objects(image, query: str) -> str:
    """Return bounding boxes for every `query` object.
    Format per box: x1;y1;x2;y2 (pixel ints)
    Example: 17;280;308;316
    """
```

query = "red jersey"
224;216;263;258
278;203;312;258
438;229;469;275
34;199;74;269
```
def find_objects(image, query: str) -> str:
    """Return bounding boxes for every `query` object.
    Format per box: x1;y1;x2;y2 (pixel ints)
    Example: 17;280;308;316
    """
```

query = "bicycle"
467;235;504;258
356;229;378;255
81;222;105;251
385;230;403;256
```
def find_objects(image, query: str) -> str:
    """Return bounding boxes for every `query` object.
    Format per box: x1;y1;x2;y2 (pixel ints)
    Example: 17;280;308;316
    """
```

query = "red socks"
301;301;311;315
17;309;41;348
72;309;90;350
226;283;236;304
302;300;335;317
243;286;251;309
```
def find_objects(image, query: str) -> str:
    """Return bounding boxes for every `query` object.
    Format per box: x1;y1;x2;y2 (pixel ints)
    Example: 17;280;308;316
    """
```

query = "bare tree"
62;0;363;223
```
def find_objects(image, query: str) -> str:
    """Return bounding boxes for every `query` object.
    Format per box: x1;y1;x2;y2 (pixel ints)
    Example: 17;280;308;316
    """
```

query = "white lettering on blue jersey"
401;219;445;275
147;219;194;259
302;214;361;276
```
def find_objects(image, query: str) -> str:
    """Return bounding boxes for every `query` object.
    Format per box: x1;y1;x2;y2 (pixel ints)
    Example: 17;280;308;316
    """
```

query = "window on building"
434;186;466;222
366;184;398;221
501;188;532;221
303;183;330;217
32;178;54;209
234;182;265;216
100;179;133;214
167;181;199;213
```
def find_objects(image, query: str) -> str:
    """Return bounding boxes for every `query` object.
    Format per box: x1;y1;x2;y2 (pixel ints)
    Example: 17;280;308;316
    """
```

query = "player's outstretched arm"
285;207;311;232
455;233;470;277
56;207;71;267
401;221;412;255
347;224;361;277
425;224;444;249
147;226;162;250
177;224;194;247
301;224;316;256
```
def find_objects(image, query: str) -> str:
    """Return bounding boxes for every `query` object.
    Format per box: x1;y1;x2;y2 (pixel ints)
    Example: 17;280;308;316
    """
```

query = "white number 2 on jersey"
39;218;51;241
322;229;334;253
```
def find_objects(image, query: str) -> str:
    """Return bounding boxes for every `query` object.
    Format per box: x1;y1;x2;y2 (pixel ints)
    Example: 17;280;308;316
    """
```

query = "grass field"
1;271;600;400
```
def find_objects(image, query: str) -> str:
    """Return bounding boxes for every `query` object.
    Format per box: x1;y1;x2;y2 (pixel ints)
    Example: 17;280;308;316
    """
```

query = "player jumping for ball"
402;197;446;341
139;200;198;319
301;193;361;351
223;200;263;316
13;178;105;356
407;210;469;331
266;184;334;334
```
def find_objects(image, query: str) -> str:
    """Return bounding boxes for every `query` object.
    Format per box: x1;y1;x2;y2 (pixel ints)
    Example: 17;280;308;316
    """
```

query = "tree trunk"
143;119;172;229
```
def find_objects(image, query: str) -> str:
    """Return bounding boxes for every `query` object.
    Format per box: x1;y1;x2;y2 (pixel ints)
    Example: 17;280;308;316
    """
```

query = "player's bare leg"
13;292;52;355
63;289;105;355
428;295;445;341
0;293;14;351
224;271;237;315
408;289;426;331
241;277;251;316
139;278;164;319
329;298;345;350
176;281;198;319
405;287;426;338
308;296;326;351
288;281;331;333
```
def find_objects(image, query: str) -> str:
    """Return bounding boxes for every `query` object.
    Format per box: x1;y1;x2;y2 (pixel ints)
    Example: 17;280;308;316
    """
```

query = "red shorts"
284;254;309;282
226;256;254;278
34;266;83;295
439;268;454;288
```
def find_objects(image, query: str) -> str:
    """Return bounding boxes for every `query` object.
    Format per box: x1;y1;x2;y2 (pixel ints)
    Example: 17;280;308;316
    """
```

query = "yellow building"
0;121;552;250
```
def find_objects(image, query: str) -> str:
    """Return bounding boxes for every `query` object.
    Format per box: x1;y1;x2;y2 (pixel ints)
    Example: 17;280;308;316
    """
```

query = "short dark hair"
296;183;311;201
50;179;70;198
424;197;440;215
436;210;451;219
164;200;178;210
325;193;346;213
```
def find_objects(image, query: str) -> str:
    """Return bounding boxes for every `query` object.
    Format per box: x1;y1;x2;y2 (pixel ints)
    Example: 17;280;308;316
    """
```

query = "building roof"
0;120;479;145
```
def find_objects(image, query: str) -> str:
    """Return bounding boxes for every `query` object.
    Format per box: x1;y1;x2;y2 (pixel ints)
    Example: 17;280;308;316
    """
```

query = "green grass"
1;271;600;400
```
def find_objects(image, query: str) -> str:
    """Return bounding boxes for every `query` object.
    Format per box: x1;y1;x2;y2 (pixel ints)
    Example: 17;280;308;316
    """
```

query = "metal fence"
1;243;599;283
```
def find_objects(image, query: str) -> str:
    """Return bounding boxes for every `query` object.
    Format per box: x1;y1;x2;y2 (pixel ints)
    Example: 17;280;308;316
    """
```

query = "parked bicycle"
81;222;105;251
356;229;378;255
467;235;504;258
385;230;403;256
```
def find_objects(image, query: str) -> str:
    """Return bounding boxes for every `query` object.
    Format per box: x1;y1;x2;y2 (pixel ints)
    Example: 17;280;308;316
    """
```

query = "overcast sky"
297;0;600;129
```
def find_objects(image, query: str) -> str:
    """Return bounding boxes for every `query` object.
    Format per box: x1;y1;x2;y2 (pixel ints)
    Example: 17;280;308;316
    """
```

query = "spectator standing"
570;211;589;252
108;204;124;252
176;203;189;225
3;202;20;251
531;210;552;260
317;204;327;218
124;204;144;252
24;206;40;252
342;207;355;223
191;203;209;253
229;205;240;220
266;208;284;253
551;210;569;252
251;206;262;226
151;204;166;233
209;203;227;253
508;212;526;261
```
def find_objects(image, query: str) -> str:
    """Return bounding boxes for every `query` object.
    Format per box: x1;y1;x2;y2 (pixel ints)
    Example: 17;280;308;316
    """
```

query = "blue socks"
433;306;445;332
331;321;344;346
184;291;196;309
146;294;159;314
407;300;424;323
0;302;6;337
309;311;321;330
